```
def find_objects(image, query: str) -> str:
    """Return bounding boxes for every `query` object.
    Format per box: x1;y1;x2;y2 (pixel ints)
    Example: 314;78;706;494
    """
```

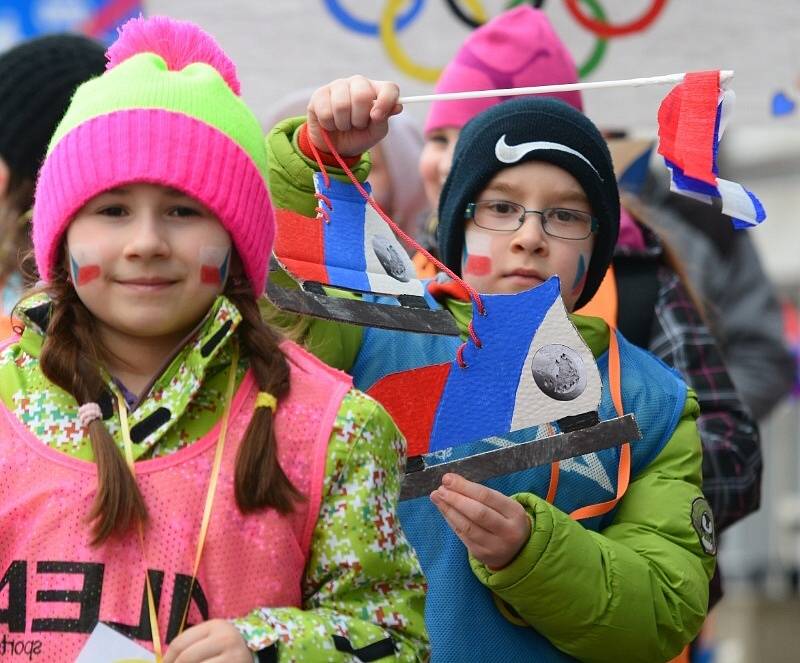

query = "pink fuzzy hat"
33;16;274;295
424;7;583;135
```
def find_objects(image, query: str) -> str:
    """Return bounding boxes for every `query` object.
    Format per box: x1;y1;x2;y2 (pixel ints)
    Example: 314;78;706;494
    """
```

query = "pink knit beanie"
32;16;274;295
424;7;583;135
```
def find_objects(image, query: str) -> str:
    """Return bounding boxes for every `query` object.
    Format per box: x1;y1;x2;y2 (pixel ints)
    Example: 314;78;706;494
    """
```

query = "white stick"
398;71;734;104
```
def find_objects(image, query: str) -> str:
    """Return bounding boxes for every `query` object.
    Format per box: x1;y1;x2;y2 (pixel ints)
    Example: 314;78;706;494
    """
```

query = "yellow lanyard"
116;344;240;662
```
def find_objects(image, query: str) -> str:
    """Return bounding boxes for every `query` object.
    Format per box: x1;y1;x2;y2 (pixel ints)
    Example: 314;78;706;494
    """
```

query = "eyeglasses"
465;200;598;240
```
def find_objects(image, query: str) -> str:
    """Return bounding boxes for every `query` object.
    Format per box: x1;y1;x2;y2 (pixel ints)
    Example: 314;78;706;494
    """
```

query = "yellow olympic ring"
380;0;489;83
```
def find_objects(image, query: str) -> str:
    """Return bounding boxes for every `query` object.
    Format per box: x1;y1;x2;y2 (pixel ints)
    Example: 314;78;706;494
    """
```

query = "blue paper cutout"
429;278;561;451
772;91;797;117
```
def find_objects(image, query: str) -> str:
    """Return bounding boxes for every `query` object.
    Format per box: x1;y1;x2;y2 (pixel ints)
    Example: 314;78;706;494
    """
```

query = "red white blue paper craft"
368;277;641;500
270;173;459;335
370;277;603;454
657;70;766;229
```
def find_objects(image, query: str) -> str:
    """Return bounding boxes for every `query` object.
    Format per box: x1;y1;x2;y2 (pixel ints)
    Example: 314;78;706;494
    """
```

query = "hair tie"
78;402;103;428
255;392;277;413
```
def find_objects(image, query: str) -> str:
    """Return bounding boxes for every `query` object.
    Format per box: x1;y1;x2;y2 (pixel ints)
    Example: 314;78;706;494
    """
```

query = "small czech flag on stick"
401;69;766;229
657;70;766;229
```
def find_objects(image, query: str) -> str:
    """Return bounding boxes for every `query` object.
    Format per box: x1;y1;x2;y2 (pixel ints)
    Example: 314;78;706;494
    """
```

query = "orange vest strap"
545;461;560;504
569;328;632;521
576;265;618;327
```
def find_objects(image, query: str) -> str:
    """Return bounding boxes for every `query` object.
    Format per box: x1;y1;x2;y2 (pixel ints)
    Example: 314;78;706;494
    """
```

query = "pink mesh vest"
0;340;352;660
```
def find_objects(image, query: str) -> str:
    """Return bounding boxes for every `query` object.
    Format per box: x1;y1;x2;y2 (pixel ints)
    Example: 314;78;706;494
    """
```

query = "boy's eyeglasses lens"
469;201;595;240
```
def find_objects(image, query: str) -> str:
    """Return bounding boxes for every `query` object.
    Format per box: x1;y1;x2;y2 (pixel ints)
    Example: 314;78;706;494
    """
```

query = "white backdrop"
146;0;800;283
146;0;800;131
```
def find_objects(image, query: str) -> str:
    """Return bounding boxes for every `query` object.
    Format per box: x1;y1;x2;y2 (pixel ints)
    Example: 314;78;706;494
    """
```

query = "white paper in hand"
75;622;156;662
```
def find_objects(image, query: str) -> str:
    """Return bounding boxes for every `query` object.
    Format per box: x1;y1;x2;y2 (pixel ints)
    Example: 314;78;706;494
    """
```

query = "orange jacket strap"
569;328;632;521
545;462;560;504
575;264;618;327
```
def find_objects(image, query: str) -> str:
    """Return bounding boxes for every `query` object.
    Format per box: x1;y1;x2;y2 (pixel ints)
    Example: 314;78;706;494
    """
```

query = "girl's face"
418;127;460;208
66;183;232;343
461;161;595;312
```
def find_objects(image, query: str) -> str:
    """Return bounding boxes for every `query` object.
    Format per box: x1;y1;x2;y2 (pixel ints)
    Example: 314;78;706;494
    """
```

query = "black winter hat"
438;96;620;309
0;34;107;181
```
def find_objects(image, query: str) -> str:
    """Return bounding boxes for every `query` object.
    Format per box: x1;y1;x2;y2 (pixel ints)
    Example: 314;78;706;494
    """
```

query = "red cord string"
309;127;486;368
306;137;331;188
314;192;331;223
456;344;467;369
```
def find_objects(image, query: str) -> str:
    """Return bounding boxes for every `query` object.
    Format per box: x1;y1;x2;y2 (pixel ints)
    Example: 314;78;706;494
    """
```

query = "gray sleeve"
652;208;794;420
703;232;794;419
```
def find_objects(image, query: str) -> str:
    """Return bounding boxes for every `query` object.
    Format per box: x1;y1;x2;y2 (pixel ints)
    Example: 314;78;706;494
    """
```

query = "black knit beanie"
0;34;107;181
438;97;620;309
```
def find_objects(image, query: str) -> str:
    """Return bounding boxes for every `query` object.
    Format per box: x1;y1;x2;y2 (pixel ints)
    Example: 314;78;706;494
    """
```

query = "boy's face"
461;160;595;311
66;182;232;346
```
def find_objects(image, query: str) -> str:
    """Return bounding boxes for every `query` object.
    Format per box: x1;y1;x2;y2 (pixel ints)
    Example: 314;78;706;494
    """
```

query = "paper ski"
657;70;766;229
367;276;641;500
269;173;459;335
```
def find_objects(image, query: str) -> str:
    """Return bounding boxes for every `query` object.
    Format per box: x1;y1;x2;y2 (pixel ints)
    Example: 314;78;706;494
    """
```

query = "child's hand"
162;619;252;663
306;76;402;157
431;473;531;570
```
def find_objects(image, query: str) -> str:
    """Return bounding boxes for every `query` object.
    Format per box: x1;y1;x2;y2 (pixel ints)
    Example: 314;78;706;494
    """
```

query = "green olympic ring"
576;0;608;78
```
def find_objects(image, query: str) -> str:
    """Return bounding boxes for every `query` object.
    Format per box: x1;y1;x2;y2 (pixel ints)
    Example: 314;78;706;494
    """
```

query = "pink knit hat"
32;16;274;295
424;7;583;135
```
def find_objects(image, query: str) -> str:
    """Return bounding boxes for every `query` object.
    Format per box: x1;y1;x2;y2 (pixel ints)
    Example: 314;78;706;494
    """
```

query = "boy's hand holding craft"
431;473;531;570
306;75;402;156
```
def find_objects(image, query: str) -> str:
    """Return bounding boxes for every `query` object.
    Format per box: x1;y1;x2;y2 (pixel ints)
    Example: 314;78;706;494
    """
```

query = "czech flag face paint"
570;254;588;298
463;229;493;277
69;250;102;287
199;247;231;287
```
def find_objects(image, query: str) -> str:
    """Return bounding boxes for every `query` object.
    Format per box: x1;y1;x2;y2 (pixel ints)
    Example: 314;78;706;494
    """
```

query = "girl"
0;17;427;663
266;80;716;662
0;34;106;337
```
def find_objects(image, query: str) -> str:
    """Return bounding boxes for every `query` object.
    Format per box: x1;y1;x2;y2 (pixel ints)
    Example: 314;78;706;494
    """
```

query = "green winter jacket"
265;116;716;662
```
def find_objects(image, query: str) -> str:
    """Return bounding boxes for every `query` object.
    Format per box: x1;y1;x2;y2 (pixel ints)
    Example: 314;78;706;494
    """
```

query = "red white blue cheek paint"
571;254;588;297
462;230;493;276
199;246;231;286
69;250;101;286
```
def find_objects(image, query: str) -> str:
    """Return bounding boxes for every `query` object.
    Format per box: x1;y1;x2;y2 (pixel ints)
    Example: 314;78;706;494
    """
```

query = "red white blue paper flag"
274;172;425;297
369;277;602;456
657;70;766;229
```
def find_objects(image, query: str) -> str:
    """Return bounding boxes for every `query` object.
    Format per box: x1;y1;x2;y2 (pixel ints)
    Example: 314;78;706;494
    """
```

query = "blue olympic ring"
324;0;426;37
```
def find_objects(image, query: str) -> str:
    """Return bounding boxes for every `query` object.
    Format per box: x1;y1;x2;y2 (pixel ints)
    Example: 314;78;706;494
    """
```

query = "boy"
266;78;715;662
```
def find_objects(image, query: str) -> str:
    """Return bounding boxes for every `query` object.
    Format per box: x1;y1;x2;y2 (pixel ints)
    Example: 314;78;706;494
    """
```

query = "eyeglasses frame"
464;201;599;240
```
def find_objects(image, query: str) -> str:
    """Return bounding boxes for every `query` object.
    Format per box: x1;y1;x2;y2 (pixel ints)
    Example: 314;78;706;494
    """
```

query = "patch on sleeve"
691;497;717;556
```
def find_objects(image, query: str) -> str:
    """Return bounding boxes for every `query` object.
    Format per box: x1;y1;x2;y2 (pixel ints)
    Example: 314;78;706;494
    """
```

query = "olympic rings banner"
148;0;797;128
322;0;662;82
0;0;142;49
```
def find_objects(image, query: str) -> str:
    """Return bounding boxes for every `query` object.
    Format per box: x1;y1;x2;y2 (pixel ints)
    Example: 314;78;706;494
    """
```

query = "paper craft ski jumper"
265;93;717;661
269;131;458;335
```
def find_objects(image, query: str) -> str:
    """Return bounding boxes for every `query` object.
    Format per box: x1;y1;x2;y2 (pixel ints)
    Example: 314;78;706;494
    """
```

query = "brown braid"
38;266;147;545
226;277;303;513
35;253;300;544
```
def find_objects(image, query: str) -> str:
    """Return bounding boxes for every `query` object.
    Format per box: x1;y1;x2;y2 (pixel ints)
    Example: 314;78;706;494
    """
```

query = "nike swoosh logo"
494;135;602;179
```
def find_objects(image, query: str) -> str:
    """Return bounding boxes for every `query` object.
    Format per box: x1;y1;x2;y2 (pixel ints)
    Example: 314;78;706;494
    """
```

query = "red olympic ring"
563;0;668;38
